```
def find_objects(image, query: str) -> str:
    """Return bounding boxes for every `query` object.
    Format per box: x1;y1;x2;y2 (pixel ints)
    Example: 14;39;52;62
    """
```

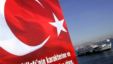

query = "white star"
50;13;67;36
35;0;44;8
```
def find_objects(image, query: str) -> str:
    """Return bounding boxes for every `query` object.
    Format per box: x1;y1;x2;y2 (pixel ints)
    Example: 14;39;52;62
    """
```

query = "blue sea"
77;42;113;64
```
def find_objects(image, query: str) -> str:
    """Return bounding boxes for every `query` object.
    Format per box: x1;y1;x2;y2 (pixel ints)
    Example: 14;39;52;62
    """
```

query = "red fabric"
0;0;78;64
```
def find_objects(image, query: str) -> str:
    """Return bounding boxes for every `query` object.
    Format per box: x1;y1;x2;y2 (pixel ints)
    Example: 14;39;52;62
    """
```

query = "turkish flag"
0;0;78;64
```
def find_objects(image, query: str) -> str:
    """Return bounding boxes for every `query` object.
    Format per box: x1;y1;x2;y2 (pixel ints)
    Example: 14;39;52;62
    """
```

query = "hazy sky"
60;0;113;46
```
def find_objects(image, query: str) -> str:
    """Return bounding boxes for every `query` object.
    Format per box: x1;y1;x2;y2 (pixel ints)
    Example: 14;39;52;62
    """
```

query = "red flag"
0;0;78;64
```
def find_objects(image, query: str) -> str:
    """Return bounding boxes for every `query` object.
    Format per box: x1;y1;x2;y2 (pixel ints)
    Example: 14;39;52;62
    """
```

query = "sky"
59;0;113;46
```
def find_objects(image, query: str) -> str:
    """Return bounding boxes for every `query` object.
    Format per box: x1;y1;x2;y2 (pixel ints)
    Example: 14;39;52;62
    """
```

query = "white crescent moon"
0;0;50;56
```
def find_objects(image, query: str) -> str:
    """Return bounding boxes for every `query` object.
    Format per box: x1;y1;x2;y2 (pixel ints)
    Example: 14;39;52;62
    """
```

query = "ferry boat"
76;39;112;56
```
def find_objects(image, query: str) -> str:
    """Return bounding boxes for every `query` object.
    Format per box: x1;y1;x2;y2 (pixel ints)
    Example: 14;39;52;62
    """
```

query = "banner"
0;0;78;64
